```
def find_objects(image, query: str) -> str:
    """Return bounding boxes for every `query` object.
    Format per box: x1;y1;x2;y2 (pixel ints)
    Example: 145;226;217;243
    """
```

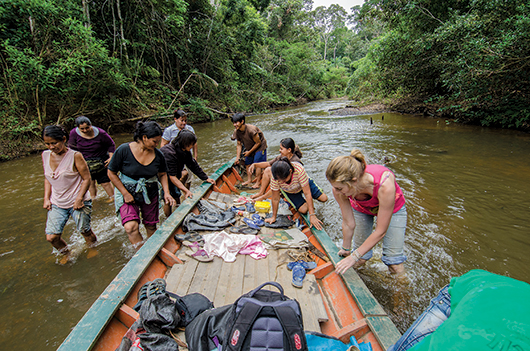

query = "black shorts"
91;167;111;184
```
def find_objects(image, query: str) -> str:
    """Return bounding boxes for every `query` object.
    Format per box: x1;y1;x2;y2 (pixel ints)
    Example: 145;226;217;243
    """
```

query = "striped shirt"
270;162;309;194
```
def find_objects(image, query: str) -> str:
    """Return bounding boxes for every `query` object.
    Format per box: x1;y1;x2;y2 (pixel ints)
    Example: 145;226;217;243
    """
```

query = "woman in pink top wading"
42;125;97;263
326;149;407;274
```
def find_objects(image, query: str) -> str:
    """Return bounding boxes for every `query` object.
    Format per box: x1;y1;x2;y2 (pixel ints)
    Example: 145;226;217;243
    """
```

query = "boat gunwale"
57;158;237;351
297;212;401;349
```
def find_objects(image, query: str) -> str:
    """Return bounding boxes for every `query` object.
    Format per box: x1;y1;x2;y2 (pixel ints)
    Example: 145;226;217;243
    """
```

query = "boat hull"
58;158;400;351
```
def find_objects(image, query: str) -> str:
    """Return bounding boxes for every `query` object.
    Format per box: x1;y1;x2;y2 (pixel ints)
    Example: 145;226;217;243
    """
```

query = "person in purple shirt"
69;116;116;201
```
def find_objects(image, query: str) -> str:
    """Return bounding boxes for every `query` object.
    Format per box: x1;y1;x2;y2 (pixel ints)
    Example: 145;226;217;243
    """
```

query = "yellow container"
254;201;271;213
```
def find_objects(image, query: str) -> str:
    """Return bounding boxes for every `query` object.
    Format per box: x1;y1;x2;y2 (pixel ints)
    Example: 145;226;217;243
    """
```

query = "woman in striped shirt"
264;157;327;230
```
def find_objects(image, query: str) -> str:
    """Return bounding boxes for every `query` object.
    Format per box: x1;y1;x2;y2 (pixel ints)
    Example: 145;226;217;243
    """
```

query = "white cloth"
203;231;268;262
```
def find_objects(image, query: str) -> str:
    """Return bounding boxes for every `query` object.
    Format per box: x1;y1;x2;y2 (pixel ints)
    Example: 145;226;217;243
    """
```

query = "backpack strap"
248;281;285;298
165;291;188;323
273;305;307;351
225;302;262;351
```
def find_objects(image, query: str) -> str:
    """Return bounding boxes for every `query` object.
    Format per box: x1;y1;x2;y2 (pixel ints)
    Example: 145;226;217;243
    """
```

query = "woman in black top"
108;121;176;249
160;130;214;216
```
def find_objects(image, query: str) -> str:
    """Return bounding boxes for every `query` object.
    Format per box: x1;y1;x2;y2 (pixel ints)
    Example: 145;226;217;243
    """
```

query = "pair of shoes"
133;278;167;311
243;217;263;230
287;261;317;288
185;242;213;262
229;225;259;235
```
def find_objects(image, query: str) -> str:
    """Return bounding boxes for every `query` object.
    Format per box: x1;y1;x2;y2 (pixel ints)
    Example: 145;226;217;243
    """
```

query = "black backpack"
185;281;308;351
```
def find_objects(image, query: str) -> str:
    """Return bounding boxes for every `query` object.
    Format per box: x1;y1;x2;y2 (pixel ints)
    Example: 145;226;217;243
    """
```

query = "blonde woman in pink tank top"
326;149;407;275
42;125;97;263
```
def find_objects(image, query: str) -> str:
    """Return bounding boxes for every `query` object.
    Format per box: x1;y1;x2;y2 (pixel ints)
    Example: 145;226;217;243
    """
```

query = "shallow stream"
1;99;529;350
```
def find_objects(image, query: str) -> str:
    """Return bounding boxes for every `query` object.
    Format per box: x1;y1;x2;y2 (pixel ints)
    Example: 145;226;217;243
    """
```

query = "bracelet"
309;213;316;217
341;246;350;251
352;249;362;262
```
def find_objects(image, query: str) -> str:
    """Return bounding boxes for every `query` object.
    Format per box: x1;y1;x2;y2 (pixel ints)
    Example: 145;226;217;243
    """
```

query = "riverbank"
1;99;384;161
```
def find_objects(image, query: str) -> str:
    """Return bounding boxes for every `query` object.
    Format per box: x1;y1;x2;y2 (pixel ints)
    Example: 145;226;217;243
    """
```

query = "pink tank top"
42;149;90;208
349;164;405;215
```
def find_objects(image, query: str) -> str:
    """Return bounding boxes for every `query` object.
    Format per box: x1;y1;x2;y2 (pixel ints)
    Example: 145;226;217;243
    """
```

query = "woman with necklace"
69;116;115;201
326;149;407;274
42;125;97;263
108;121;176;250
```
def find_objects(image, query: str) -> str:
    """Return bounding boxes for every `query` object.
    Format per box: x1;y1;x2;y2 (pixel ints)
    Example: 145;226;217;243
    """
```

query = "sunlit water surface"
1;99;529;349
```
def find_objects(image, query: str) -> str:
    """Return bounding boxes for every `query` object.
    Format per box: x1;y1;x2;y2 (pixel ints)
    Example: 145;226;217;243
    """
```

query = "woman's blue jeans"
352;206;407;266
388;284;451;351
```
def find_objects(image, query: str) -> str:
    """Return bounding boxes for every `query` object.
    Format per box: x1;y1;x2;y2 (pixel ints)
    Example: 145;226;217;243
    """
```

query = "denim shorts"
119;196;159;226
388;284;451;351
45;201;92;235
284;178;324;210
245;150;267;165
352;205;407;265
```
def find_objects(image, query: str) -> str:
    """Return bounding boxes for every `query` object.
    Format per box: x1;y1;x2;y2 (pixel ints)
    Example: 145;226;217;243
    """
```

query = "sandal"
185;242;213;262
243;217;261;230
251;214;265;226
182;240;204;248
174;231;203;243
231;206;246;212
245;202;256;213
229;225;259;235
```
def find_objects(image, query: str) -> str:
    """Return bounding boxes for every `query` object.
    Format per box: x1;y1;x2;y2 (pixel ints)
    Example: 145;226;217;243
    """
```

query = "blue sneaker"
291;264;306;288
287;260;317;271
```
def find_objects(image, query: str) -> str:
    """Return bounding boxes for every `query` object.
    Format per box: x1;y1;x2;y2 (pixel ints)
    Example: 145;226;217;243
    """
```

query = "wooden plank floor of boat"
165;246;328;333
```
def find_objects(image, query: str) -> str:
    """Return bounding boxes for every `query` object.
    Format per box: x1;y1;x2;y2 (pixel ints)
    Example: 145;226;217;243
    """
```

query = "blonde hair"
326;149;367;187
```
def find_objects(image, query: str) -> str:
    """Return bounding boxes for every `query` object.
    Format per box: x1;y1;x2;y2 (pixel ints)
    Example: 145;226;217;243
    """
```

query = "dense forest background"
1;0;529;159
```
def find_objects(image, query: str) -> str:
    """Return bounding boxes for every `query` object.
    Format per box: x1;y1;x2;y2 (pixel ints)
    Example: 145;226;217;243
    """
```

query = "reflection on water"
1;100;530;349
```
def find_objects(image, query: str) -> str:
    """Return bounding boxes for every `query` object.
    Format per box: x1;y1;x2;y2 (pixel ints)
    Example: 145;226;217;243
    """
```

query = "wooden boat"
58;158;401;351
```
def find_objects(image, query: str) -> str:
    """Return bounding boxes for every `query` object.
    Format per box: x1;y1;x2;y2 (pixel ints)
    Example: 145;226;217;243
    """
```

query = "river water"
1;99;529;350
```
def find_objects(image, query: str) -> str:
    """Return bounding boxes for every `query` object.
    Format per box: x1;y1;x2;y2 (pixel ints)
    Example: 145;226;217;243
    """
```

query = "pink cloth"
349;164;406;215
42;149;90;208
203;231;268;262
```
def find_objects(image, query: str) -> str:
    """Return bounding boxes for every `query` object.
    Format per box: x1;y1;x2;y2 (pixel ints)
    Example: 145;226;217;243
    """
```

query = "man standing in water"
160;109;198;159
231;113;267;187
161;109;198;190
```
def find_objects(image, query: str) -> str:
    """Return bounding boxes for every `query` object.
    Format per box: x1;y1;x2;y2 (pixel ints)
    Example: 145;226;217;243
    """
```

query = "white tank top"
42;149;90;208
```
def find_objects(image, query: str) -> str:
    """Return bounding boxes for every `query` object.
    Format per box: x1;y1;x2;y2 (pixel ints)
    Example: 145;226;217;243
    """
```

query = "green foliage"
0;0;370;158
0;0;128;142
352;0;530;129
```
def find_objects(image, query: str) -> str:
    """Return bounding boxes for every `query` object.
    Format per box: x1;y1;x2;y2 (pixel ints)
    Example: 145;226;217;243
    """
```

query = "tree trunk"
82;0;91;28
115;0;128;59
